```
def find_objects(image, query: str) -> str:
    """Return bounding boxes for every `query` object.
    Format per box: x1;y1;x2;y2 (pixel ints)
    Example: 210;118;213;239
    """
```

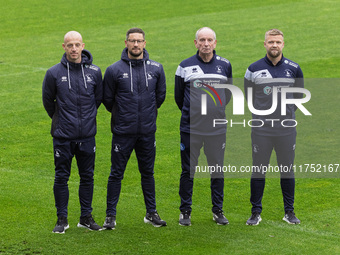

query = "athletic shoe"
246;212;262;226
144;211;167;227
213;210;229;225
77;214;102;231
179;211;191;226
52;216;69;234
103;216;116;230
283;211;301;224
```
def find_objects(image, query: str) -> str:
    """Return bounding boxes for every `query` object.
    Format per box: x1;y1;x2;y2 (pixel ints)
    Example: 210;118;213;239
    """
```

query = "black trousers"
53;137;96;218
179;132;226;213
106;134;156;216
250;132;296;213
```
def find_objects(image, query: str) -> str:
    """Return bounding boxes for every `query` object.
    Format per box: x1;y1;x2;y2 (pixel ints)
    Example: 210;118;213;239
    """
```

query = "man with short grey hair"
175;27;233;226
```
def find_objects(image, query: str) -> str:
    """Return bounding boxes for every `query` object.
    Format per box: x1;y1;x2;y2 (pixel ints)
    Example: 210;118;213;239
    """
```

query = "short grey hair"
195;27;216;40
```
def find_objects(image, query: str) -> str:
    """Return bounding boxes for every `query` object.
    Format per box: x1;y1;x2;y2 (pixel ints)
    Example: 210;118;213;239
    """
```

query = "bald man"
175;27;233;226
43;31;103;233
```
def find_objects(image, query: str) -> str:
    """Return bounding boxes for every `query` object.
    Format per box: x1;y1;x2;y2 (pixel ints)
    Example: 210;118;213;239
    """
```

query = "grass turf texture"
0;0;339;254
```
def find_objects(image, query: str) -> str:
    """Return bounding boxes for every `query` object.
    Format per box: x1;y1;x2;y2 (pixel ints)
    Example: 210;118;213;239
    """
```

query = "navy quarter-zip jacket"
244;55;304;136
175;50;233;135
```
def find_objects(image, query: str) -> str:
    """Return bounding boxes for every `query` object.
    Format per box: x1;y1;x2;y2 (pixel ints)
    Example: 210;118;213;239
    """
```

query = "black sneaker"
246;212;262;226
213;210;229;225
103;216;116;230
179;211;191;226
144;211;167;227
52;216;69;234
283;211;301;224
77;214;102;231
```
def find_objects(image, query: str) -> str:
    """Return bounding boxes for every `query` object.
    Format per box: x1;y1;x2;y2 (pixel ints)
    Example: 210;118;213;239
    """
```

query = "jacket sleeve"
293;66;304;111
42;69;56;119
94;68;103;109
225;63;233;105
174;65;185;110
156;64;166;108
244;68;254;102
294;66;304;98
102;67;116;113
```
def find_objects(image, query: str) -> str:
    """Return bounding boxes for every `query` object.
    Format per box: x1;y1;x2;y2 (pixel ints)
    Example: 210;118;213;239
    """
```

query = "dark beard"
129;50;143;58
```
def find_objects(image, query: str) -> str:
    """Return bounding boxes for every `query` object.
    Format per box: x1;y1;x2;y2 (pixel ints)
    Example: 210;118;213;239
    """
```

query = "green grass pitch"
0;0;339;254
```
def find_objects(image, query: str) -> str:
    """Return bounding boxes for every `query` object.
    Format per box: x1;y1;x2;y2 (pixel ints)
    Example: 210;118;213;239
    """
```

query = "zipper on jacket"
129;62;133;93
76;68;83;138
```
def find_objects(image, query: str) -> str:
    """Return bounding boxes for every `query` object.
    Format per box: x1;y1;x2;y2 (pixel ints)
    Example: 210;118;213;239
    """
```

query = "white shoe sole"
102;221;116;230
52;224;69;234
179;222;191;226
213;217;229;225
144;217;166;227
283;217;300;224
77;223;102;231
102;225;116;230
246;216;262;226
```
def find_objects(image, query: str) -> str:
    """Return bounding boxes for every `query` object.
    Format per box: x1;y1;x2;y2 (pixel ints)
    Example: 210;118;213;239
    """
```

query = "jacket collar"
196;50;216;63
264;54;285;67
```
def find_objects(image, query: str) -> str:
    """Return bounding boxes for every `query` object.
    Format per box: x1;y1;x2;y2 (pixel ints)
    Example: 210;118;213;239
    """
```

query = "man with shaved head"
62;31;84;63
175;27;233;226
43;31;103;233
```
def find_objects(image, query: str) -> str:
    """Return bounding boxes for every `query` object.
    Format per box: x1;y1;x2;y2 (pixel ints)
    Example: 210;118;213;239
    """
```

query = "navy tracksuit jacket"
175;51;232;213
103;48;166;216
